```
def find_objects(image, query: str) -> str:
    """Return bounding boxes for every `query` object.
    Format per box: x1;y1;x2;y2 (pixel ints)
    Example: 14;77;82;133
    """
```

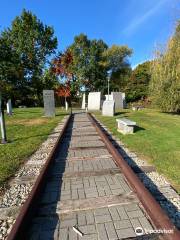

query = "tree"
68;34;108;92
0;9;57;105
149;20;180;112
103;45;132;72
0;36;20;102
52;50;74;107
127;61;151;102
102;45;133;93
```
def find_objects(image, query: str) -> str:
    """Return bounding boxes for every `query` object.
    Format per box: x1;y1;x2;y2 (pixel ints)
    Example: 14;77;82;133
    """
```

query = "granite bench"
116;118;136;134
132;106;144;111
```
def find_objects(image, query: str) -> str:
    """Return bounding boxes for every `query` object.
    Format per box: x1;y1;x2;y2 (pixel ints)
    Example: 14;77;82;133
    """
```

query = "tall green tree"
127;61;151;102
0;36;20;102
68;34;108;92
0;9;57;105
150;20;180;112
102;45;133;92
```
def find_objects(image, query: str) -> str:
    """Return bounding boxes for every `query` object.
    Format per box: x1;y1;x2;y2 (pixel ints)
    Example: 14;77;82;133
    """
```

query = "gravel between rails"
0;116;68;240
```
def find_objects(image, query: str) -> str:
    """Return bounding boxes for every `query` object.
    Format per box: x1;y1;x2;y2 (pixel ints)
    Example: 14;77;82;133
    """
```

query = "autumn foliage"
56;83;71;97
52;50;73;78
52;50;73;98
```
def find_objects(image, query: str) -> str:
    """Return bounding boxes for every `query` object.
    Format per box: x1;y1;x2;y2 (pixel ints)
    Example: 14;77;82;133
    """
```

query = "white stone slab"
7;99;12;115
81;93;86;109
88;92;101;110
102;100;115;116
111;92;126;110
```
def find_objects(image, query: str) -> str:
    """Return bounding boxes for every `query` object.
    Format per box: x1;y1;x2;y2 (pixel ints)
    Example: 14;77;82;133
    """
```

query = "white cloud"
132;57;154;69
122;0;168;36
132;61;145;70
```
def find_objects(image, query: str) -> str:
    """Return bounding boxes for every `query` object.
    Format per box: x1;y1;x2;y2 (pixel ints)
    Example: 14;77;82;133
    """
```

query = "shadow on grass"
134;126;145;133
15;110;42;114
162;112;180;116
13;133;49;142
55;112;69;117
115;111;130;116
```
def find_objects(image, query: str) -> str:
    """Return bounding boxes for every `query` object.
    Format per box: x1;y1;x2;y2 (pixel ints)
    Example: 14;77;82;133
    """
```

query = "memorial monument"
102;100;115;116
81;93;86;109
105;92;126;111
88;92;101;110
111;92;126;110
43;90;55;117
102;70;115;116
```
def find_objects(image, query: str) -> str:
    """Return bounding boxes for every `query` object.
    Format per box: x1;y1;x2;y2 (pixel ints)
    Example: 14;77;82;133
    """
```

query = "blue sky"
0;0;179;68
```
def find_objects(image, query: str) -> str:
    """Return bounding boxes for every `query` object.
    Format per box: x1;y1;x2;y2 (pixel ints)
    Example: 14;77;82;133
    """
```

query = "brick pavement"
28;113;154;240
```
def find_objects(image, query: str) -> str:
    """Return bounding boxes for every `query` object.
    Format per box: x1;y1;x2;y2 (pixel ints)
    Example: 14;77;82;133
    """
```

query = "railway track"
4;112;180;240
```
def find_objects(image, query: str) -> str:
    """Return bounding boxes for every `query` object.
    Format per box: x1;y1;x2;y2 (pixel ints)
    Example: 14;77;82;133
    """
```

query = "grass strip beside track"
93;109;180;193
0;107;68;188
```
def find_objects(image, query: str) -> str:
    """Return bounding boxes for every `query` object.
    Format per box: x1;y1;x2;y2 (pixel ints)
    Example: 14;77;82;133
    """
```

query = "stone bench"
132;106;144;111
116;118;136;134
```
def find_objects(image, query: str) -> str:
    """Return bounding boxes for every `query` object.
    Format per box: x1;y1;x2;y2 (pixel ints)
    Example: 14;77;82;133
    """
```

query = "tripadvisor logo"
135;227;144;236
135;227;174;236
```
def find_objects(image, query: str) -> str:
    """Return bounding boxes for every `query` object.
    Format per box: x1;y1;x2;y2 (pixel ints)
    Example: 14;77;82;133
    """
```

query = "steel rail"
7;114;72;240
87;113;180;240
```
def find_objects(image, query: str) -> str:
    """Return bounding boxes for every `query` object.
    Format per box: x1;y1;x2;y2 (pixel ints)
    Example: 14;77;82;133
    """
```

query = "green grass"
94;109;180;193
0;107;68;187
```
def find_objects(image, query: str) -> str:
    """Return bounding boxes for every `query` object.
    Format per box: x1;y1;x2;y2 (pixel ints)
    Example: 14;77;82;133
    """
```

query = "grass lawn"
0;107;68;188
94;109;180;193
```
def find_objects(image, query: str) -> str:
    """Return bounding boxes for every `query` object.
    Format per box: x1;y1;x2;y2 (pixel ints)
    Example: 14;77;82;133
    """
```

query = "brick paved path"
28;113;154;240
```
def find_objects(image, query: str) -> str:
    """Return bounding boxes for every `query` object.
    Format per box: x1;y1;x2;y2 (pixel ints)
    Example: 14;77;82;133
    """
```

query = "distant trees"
66;35;132;94
0;9;57;105
102;45;132;93
0;35;20;102
0;12;133;107
67;34;108;92
127;61;151;102
149;21;180;112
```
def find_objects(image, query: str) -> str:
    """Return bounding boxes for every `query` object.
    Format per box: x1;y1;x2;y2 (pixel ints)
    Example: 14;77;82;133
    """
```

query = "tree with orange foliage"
52;50;73;79
52;50;73;110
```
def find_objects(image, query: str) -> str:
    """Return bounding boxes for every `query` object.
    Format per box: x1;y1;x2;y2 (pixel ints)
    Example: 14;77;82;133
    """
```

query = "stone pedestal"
81;93;86;109
43;90;55;117
7;99;12;115
102;100;115;116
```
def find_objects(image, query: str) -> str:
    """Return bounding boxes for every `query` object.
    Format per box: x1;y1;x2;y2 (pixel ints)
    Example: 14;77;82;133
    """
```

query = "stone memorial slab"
122;92;126;108
102;100;115;116
111;92;126;110
43;90;55;117
88;92;101;110
105;95;113;101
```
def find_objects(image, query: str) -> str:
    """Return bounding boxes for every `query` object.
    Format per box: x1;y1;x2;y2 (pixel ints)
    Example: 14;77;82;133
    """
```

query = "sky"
0;0;180;68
